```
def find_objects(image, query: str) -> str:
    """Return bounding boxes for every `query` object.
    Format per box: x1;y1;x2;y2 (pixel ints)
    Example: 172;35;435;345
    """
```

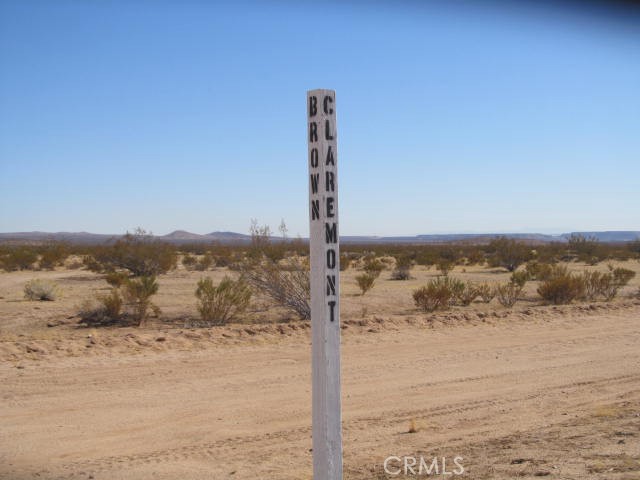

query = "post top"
307;89;335;96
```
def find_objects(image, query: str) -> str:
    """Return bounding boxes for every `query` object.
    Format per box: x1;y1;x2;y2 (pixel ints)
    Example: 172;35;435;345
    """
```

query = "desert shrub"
477;283;496;303
390;255;413;280
413;277;456;312
537;272;585;305
455;281;480;306
363;256;385;278
437;260;454;276
182;253;198;270
495;282;522;307
24;279;59;301
242;257;310;320
525;261;555;281
84;229;177;277
465;248;485;266
101;289;123;319
39;242;69;270
1;247;38;271
582;270;612;301
195;276;251;325
487;237;531;272
195;252;214;271
568;234;603;264
609;266;636;287
123;276;160;326
355;273;377;295
105;271;129;288
78;290;123;326
510;270;529;288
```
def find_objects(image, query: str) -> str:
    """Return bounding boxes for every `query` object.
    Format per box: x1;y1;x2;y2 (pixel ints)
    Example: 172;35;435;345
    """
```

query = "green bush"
24;279;59;301
84;229;177;277
195;276;252;325
413;277;457;312
487;237;531;272
510;270;529;288
123;276;160;326
363;256;385;278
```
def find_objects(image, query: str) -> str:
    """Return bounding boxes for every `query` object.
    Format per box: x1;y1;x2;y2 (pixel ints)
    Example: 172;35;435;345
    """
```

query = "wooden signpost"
307;89;343;480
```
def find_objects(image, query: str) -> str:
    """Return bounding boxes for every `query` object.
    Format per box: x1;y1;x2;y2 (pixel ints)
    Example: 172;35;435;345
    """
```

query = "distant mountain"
0;230;637;245
562;231;640;242
162;230;208;241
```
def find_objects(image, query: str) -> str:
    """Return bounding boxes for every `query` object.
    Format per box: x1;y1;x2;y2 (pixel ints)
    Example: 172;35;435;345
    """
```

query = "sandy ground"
1;262;639;479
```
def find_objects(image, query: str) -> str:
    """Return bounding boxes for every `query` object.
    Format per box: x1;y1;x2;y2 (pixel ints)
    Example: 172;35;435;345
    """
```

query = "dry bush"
568;234;603;264
537;272;585;305
495;282;522;307
105;271;129;288
123;276;160;326
355;272;377;295
38;242;69;270
195;252;214;271
525;261;555;281
24;279;60;301
510;270;529;288
582;270;617;301
437;260;454;276
477;283;496;303
78;290;123;326
487;236;531;272
413;277;456;312
242;258;310;320
456;281;480;306
195;276;251;325
390;255;413;280
0;246;38;271
609;266;636;287
84;229;177;277
182;253;198;270
363;256;385;278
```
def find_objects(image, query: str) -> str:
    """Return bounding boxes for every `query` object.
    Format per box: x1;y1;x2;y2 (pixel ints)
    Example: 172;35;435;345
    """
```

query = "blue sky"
1;0;638;236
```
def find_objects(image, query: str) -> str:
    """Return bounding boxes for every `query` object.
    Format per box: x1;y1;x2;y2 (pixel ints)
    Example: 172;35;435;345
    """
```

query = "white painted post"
307;89;343;480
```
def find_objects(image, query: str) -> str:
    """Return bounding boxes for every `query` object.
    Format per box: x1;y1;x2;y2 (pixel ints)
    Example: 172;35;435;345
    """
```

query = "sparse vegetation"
195;276;252;325
413;277;457;312
495;282;522;307
83;228;177;277
537;270;585;305
390;255;413;280
477;283;496;303
487;237;531;272
355;272;377;295
24;279;59;301
123;276;160;326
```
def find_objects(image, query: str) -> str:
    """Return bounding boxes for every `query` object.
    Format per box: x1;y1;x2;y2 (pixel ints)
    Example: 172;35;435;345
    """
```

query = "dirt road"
2;305;639;479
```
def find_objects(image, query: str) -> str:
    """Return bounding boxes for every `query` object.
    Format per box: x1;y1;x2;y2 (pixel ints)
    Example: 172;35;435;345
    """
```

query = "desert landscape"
1;241;639;480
